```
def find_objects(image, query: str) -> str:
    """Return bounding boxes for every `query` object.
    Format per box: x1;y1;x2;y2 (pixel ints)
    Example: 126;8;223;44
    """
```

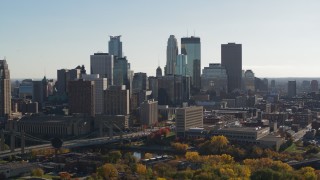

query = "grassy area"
284;143;305;153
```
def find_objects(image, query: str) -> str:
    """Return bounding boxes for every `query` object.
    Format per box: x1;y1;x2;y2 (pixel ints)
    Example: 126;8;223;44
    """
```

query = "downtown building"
81;74;108;115
56;68;81;95
221;43;242;93
181;36;201;89
158;75;190;106
0;60;11;118
176;106;203;137
166;35;178;75
140;99;158;126
288;80;297;98
109;35;122;58
68;79;95;117
90;53;114;86
201;63;228;96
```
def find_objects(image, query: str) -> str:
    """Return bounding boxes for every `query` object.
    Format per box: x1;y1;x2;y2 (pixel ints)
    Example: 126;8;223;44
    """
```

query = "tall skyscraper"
156;66;162;77
166;35;178;75
201;63;228;96
56;68;81;95
132;72;148;92
104;85;129;115
221;43;242;93
158;75;190;106
90;53;114;85
0;60;11;118
68;79;95;116
243;70;255;92
193;59;201;89
108;36;122;58
311;80;319;92
81;74;108;115
288;80;297;98
113;57;128;86
176;54;187;76
181;36;201;86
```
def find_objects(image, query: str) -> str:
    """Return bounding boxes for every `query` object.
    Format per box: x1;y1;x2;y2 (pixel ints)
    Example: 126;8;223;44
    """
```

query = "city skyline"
1;0;320;79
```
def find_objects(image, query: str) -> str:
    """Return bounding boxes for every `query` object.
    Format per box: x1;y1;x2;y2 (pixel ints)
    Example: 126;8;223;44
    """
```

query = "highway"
0;131;152;158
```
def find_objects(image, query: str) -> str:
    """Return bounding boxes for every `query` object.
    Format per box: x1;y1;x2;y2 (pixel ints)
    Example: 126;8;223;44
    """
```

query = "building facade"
68;80;95;116
81;74;108;115
221;43;242;93
132;72;148;91
0;60;11;118
104;85;129;115
108;35;122;58
201;63;228;96
90;53;114;85
166;35;178;75
176;106;203;137
181;36;201;86
288;80;297;97
140;99;158;126
176;54;187;76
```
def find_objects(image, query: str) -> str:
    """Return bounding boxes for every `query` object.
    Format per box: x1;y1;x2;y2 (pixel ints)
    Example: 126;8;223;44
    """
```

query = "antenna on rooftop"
187;29;188;37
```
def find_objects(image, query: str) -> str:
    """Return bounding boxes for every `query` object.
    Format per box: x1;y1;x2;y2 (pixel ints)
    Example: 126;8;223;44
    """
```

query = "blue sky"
1;0;320;79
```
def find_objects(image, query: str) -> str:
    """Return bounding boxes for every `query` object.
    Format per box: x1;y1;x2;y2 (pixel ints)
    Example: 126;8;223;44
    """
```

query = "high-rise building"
288;81;297;98
90;53;114;85
0;60;11;118
108;36;122;58
181;36;201;85
113;57;128;86
132;72;148;92
243;70;255;92
148;76;158;100
56;68;81;94
311;80;319;92
201;63;228;96
193;59;201;89
166;35;178;75
176;106;203;137
104;85;130;115
221;43;242;93
176;54;187;76
32;79;48;109
81;74;108;115
140;99;158;126
158;75;190;106
156;66;162;77
68;79;95;116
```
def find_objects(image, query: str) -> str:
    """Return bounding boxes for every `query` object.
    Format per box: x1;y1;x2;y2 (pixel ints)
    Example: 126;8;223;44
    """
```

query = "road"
0;131;153;158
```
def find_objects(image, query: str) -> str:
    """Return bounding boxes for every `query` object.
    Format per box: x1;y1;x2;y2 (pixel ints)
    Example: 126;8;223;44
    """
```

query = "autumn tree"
171;142;188;153
32;168;44;177
136;163;147;175
59;172;71;180
185;151;200;162
299;167;317;180
97;163;118;180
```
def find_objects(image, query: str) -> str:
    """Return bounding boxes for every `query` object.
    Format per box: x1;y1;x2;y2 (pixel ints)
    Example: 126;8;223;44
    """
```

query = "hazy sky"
1;0;320;79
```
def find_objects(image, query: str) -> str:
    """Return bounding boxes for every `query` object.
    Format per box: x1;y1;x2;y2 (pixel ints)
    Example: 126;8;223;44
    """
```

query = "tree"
299;167;317;180
171;142;188;153
32;168;44;177
210;136;229;154
97;163;118;180
108;151;122;163
59;172;71;180
185;152;200;162
136;163;147;175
